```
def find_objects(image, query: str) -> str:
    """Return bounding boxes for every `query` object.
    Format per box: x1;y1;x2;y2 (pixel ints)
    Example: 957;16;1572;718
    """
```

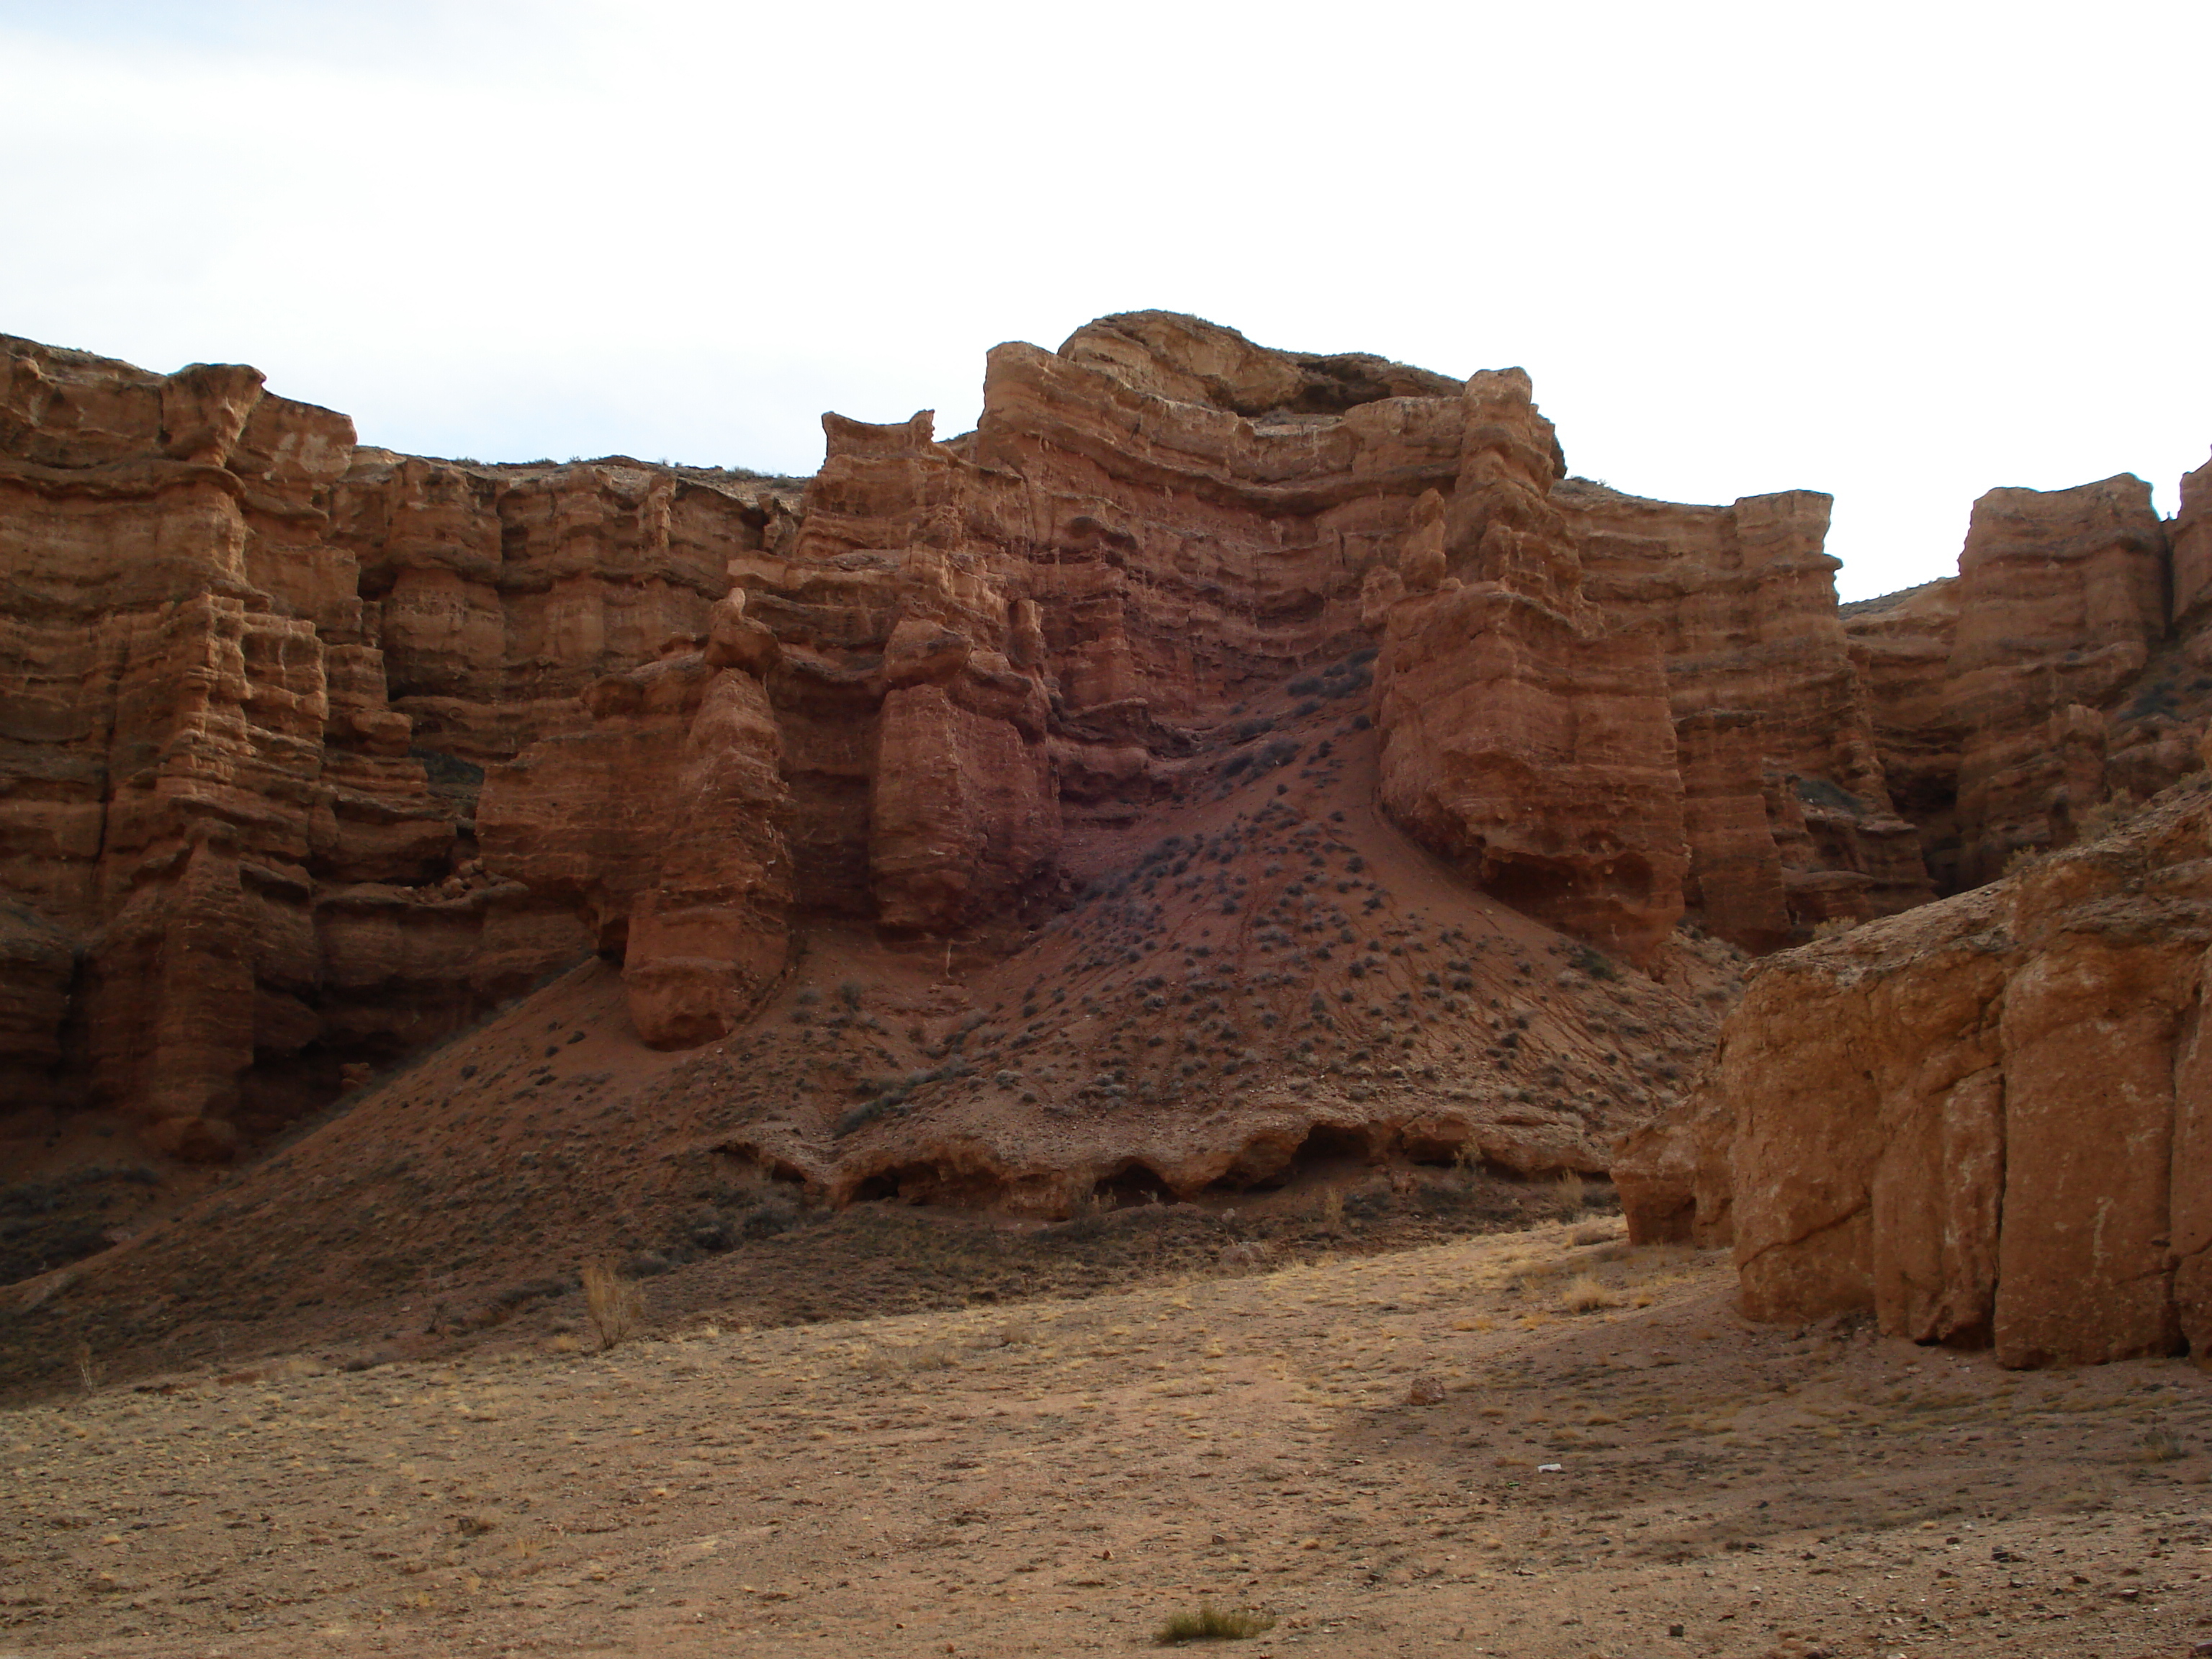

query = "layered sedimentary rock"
1942;477;2170;886
1619;776;2212;1365
328;450;796;766
1840;579;1962;883
2170;454;2212;654
476;601;793;1048
1371;376;1688;963
0;336;797;1150
1;336;415;1154
4;312;2010;1161
1839;472;2212;896
1568;482;1930;947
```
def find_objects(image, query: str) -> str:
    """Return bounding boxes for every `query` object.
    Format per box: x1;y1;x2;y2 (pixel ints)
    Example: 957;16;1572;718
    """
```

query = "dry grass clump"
2137;1426;2187;1463
1313;1186;1345;1237
1061;1183;1105;1236
581;1259;645;1352
73;1340;100;1396
1552;1169;1586;1219
1561;1273;1623;1314
1154;1604;1277;1644
860;1341;958;1376
2076;791;2144;843
1451;1141;1483;1192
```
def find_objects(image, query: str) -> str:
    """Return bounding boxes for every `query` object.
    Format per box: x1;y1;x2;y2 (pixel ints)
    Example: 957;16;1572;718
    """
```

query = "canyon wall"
0;335;798;1151
1567;481;1932;948
1617;461;2212;1367
1840;469;2212;894
1619;773;2212;1366
17;313;2201;1168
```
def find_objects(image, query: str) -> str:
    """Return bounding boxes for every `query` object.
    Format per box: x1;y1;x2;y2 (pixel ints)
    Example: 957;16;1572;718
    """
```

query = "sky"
1;0;2204;599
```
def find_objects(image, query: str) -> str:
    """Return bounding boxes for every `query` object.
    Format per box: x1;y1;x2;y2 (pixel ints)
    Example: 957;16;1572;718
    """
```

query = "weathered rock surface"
1943;477;2170;886
476;612;793;1048
1841;469;2212;896
0;335;800;1150
1568;481;1930;947
0;315;1942;1166
1842;579;1962;884
1372;374;1687;964
1620;778;2212;1364
34;310;2212;1239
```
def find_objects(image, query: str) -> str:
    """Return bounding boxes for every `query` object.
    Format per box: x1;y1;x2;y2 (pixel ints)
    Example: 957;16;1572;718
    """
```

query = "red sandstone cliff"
15;315;2206;1205
1842;466;2212;894
0;317;1956;1169
12;318;2212;1385
1568;482;1931;948
0;336;801;1154
1618;771;2212;1366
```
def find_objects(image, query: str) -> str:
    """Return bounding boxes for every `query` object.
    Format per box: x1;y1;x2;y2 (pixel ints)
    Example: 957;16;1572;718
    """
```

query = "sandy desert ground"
4;1216;2209;1659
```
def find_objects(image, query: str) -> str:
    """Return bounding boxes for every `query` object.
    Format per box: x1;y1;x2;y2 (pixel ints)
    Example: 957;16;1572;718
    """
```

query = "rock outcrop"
476;603;793;1048
1841;579;1962;884
1372;376;1687;964
1619;776;2212;1365
1943;477;2171;886
0;336;800;1150
1568;481;1930;948
47;313;2212;1194
1841;469;2212;896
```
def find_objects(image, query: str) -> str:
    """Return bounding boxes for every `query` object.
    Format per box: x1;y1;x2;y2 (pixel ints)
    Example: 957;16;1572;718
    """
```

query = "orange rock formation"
0;318;1986;1164
10;317;2212;1376
1619;773;2212;1366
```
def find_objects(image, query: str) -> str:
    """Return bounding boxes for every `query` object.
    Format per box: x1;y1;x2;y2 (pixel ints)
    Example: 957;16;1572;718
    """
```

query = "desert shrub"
837;979;866;1010
1154;1605;1276;1644
734;1194;800;1238
580;1259;645;1351
1449;1141;1483;1192
2075;791;2144;842
1060;1183;1105;1236
1568;943;1620;981
2138;1426;2188;1462
1795;775;1865;814
837;1096;899;1136
1562;1272;1622;1313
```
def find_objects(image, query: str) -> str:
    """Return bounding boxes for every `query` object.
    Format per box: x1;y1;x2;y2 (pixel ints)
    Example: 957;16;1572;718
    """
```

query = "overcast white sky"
2;0;2203;598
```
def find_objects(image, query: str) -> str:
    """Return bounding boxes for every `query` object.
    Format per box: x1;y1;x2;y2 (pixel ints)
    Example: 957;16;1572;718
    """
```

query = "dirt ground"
4;1217;2209;1659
